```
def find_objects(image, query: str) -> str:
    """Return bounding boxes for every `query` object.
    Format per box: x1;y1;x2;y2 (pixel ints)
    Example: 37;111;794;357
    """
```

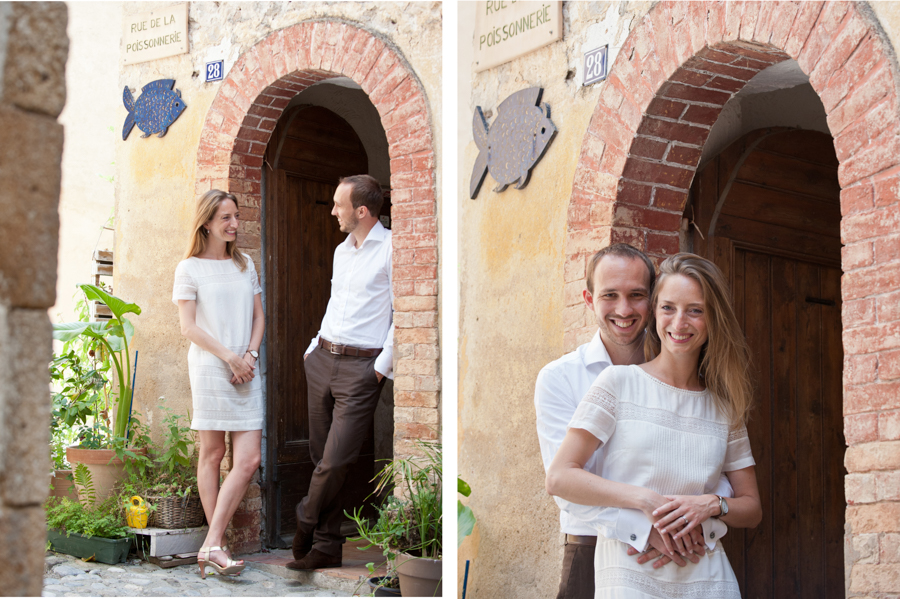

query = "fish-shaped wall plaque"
122;79;187;140
470;87;558;199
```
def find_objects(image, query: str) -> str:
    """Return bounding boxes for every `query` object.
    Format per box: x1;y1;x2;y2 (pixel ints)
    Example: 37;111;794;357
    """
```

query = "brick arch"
566;1;899;346
566;2;900;593
195;20;440;455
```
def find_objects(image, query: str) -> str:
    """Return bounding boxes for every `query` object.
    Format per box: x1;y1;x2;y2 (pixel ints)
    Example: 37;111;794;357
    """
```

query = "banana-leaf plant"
52;284;141;442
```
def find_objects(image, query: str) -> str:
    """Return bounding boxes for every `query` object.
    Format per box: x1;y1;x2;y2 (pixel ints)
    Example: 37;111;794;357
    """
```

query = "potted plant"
348;440;442;597
53;284;147;500
46;463;134;564
119;403;203;530
49;344;110;501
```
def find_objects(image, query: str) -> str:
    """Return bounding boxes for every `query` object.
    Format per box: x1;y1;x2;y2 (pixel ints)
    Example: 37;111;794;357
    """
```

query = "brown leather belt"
318;337;382;358
565;534;598;546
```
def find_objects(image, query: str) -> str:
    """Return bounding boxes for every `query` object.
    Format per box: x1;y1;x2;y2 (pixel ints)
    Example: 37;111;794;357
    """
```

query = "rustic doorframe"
565;2;900;595
194;19;440;554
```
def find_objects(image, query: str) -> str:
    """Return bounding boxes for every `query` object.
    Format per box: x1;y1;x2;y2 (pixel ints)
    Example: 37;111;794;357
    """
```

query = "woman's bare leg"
197;430;227;530
200;429;262;567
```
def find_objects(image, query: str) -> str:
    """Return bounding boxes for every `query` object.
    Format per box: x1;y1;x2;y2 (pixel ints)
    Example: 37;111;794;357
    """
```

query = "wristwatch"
716;495;729;517
246;349;259;359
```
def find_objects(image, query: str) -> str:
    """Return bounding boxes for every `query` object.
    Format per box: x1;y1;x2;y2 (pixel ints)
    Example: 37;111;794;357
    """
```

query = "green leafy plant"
73;463;96;506
458;477;476;547
116;403;198;518
50;426;77;471
46;465;130;539
50;349;113;452
113;412;153;478
347;439;442;563
155;406;196;477
52;284;141;441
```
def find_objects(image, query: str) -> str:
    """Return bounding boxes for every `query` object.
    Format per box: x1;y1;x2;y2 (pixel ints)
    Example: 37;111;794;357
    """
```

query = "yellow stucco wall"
55;1;122;326
114;1;442;438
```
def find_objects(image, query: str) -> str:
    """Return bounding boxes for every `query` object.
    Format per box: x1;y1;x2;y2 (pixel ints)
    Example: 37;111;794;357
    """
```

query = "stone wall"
0;2;68;595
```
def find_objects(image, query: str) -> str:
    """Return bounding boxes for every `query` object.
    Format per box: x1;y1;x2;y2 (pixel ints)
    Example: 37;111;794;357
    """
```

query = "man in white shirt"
287;174;393;571
535;244;730;599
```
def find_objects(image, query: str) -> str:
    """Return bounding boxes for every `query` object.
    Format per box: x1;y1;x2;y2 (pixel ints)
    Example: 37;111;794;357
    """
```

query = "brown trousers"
296;345;386;557
557;540;595;599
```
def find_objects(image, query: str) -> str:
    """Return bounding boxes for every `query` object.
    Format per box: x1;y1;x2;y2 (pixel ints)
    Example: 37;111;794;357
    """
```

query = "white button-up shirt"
306;220;394;379
535;331;730;550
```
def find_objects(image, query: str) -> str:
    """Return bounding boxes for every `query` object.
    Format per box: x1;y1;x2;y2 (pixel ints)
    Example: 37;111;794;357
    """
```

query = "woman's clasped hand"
228;352;256;384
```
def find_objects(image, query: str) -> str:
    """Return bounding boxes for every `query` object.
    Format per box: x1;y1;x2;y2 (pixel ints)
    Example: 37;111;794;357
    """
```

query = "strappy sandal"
198;546;245;578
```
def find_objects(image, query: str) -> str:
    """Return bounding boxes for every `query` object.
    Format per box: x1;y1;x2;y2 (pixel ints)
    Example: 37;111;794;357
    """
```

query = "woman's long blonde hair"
184;189;248;272
644;253;753;428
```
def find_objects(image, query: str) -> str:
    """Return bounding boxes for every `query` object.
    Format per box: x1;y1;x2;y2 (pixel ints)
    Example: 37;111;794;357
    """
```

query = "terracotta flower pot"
49;469;79;501
65;446;147;504
395;553;442;597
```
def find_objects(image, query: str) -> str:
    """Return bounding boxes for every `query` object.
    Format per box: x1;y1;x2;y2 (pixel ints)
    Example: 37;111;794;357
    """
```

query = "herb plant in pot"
348;440;442;597
53;284;147;501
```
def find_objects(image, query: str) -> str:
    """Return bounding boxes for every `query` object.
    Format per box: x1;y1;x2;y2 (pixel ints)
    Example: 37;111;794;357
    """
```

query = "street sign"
205;60;224;83
584;45;609;86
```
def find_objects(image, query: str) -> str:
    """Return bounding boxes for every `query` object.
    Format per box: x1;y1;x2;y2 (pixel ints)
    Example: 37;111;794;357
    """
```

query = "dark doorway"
688;128;845;598
263;105;391;546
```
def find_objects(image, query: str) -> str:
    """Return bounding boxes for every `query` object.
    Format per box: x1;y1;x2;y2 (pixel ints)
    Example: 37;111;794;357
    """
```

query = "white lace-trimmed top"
570;364;754;495
172;254;263;431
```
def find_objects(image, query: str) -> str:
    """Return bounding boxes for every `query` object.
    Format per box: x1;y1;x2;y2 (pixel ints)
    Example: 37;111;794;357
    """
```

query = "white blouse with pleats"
569;364;755;599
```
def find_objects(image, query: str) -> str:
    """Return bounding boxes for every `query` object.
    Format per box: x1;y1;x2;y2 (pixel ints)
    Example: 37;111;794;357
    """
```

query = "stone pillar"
0;2;67;595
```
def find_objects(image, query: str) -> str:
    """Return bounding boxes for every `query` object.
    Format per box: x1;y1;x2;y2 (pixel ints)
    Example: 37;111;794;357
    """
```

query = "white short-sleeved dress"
172;254;263;431
569;364;755;599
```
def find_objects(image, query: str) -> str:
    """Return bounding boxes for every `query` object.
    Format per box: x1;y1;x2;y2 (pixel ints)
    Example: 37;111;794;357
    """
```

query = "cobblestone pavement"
42;552;359;597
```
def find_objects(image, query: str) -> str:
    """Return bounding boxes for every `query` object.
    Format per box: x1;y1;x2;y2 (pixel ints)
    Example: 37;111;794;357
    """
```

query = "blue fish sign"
122;79;187;140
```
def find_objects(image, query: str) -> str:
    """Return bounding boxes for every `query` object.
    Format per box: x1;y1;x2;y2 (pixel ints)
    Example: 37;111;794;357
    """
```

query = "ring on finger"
681;515;689;526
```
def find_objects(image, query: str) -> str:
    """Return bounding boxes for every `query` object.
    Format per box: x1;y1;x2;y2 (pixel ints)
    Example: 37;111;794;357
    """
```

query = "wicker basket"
147;494;205;529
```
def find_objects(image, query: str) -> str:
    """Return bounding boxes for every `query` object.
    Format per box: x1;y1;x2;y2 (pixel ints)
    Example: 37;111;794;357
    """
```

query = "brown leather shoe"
285;548;342;571
292;504;314;560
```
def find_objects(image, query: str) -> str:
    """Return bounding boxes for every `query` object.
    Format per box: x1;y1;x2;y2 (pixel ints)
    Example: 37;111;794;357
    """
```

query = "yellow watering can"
126;496;149;528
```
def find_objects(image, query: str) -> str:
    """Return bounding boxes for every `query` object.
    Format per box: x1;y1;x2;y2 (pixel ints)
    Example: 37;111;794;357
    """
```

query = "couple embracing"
536;244;762;599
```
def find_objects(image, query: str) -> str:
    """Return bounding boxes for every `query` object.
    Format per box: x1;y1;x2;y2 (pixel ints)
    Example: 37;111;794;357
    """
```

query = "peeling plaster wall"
115;1;441;439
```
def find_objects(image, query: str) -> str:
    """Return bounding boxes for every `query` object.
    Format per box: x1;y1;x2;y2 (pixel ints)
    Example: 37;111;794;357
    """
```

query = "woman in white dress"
173;190;265;578
547;253;762;598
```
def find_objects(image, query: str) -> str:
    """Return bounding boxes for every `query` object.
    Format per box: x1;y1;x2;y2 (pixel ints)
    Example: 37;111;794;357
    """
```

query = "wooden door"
264;106;384;546
689;129;845;598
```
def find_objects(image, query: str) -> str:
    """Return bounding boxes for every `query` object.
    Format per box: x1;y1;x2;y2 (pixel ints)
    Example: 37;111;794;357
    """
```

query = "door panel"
264;106;380;545
689;129;845;598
